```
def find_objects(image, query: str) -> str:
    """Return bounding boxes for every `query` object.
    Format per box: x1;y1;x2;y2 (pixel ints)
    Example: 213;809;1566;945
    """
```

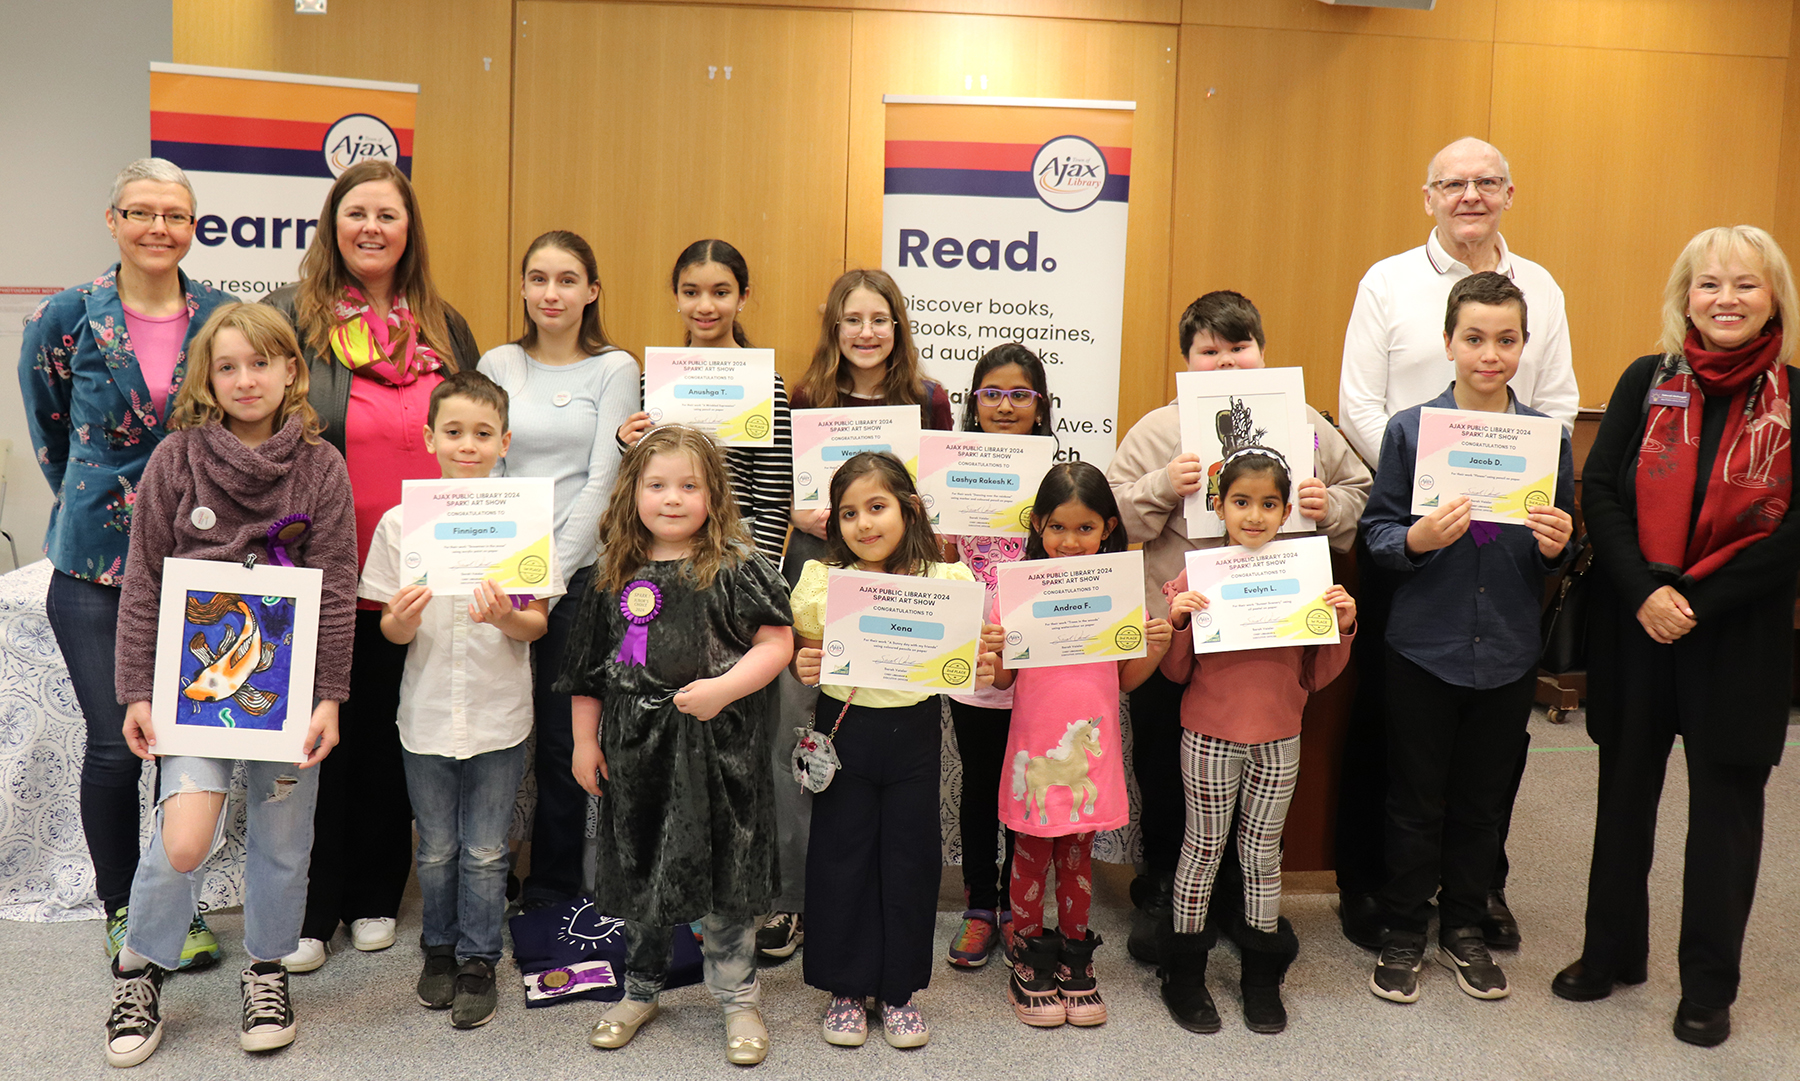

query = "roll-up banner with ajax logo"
149;63;418;299
881;96;1133;469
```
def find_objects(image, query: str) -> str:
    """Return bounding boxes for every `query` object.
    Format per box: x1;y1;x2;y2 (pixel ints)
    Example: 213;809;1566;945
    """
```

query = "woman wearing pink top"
18;158;235;965
265;160;478;970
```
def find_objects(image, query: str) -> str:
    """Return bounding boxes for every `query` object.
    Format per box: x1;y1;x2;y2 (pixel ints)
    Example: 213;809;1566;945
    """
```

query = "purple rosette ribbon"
266;514;312;566
615;580;664;666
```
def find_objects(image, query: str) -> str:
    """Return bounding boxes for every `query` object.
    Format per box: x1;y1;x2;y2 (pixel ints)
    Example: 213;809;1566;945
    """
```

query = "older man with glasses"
1331;136;1578;958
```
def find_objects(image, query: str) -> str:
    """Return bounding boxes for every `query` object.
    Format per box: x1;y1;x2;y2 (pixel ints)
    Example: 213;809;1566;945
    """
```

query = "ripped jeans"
402;742;528;964
125;755;320;969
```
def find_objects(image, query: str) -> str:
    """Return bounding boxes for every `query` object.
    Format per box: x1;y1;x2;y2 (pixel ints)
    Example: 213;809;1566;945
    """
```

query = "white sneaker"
350;918;397;952
282;938;328;973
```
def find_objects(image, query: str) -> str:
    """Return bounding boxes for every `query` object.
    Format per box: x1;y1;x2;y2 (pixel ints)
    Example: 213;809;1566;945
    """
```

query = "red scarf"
1635;329;1790;581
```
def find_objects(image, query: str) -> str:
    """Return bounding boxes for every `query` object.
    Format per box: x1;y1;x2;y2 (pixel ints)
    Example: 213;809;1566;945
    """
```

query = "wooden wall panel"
844;11;1179;438
1182;0;1497;42
511;2;852;379
174;0;515;350
1492;43;1786;405
1777;2;1800;254
1496;0;1791;58
1169;25;1493;415
593;0;1181;21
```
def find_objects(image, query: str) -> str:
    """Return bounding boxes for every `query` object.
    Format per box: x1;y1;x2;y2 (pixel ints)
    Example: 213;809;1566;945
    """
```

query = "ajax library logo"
1032;135;1107;213
323;113;401;177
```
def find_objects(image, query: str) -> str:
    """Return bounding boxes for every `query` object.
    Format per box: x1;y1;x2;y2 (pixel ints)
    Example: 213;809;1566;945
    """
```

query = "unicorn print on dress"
1012;718;1105;825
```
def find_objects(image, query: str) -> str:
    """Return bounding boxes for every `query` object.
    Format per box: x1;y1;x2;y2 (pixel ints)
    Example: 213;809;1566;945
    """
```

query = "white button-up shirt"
1337;229;1579;467
359;505;564;759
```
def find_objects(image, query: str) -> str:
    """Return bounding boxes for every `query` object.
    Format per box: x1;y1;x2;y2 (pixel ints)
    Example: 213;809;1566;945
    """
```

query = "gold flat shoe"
589;999;659;1049
725;1008;770;1066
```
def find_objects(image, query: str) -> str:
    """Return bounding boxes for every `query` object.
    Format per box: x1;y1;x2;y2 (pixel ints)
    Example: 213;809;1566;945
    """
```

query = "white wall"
1;1;172;571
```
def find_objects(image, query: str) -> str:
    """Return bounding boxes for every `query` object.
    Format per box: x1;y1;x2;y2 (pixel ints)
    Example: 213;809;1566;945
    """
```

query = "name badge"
552;391;573;408
1649;388;1691;408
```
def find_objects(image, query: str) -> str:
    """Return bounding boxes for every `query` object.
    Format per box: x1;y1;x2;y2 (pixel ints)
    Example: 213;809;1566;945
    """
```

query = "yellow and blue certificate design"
915;432;1057;537
792;406;923;510
643;347;777;447
994;550;1146;669
820;568;985;692
1182;535;1338;655
1410;406;1561;525
400;478;561;596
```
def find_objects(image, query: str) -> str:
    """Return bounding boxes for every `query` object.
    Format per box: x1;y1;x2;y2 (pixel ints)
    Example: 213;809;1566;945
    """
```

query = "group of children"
99;227;1573;1068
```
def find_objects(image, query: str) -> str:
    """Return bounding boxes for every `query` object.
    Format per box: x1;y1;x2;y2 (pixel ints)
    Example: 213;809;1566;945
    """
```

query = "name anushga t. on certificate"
401;478;559;595
1182;535;1338;654
820;568;985;692
995;550;1146;669
1411;407;1561;525
792;406;923;510
915;432;1057;536
643;347;778;446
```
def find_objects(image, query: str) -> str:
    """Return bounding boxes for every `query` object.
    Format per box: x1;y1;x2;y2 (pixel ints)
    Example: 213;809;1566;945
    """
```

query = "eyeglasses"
974;388;1042;407
839;316;894;336
112;207;195;227
1427;176;1507;198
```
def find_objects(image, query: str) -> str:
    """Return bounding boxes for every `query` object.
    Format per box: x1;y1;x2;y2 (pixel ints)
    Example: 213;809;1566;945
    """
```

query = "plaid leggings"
1009;831;1095;938
1173;730;1301;934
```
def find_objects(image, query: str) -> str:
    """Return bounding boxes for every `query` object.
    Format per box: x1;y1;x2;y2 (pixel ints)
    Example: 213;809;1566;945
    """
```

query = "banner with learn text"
149;63;418;300
882;96;1133;469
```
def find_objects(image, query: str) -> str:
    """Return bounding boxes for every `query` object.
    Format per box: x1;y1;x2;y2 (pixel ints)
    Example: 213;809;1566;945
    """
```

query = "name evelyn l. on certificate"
1411;406;1561;525
994;550;1146;669
1182;535;1337;655
400;477;558;595
820;568;985;692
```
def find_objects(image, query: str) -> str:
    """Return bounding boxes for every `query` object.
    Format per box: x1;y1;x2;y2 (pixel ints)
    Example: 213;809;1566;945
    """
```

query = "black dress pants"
1128;668;1187;878
1379;649;1534;934
522;564;594;905
301;609;415;939
946;700;1014;912
803;696;941;1004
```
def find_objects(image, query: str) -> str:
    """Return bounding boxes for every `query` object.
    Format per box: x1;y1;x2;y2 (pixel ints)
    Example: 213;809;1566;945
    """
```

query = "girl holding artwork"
987;462;1172;1028
556;425;794;1066
105;303;358;1066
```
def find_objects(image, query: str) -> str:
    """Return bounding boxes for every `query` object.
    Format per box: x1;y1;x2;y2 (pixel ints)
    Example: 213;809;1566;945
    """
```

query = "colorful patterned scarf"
1636;329;1790;582
327;286;442;385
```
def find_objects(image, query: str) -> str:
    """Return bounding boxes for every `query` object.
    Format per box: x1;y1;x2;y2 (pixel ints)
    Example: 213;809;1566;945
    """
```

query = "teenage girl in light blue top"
477;230;639;908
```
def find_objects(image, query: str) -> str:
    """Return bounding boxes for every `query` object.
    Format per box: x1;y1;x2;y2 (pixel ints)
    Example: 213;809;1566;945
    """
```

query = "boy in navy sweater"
1358;272;1575;1004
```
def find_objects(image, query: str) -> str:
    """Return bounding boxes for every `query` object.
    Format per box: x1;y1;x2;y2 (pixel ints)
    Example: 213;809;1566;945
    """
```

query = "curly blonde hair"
595;425;753;594
167;303;323;442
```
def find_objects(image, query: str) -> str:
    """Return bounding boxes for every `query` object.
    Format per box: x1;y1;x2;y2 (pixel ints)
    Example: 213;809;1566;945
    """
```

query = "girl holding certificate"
613;240;794;564
764;269;954;963
943;343;1058;968
789;452;989;1049
477;230;639;911
106;303;357;1065
988;462;1172;1028
1160;449;1357;1036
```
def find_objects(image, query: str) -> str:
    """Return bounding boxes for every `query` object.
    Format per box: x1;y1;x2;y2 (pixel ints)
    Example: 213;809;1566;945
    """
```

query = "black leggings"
946;699;1014;912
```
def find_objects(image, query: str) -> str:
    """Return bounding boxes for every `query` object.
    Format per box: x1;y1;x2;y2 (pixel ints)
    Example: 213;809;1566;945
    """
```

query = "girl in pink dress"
989;462;1172;1028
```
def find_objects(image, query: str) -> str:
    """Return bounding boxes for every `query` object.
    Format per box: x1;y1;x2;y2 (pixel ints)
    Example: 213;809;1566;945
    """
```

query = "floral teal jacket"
17;265;235;585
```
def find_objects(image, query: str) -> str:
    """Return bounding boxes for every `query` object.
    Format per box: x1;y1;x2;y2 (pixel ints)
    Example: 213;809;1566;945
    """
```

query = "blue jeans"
45;571;147;913
402;741;528;964
124;755;320;968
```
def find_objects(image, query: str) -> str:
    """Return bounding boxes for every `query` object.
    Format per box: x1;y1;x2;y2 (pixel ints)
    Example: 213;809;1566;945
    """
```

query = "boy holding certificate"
360;371;559;1030
1358;272;1574;1006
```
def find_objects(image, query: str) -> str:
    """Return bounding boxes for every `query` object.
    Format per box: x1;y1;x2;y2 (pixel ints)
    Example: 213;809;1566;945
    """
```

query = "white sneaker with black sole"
240;961;298;1051
756;911;803;960
106;958;166;1068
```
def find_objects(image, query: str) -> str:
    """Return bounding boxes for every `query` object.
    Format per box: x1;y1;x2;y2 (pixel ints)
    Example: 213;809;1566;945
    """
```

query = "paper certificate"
994;550;1146;669
915;432;1058;537
1182;535;1338;654
792;406;923;510
1411;407;1562;524
1176;368;1314;540
819;568;985;693
401;478;558;595
643;347;777;446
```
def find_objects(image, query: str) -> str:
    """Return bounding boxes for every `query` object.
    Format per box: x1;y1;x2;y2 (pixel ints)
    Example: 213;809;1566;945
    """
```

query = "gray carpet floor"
4;708;1798;1080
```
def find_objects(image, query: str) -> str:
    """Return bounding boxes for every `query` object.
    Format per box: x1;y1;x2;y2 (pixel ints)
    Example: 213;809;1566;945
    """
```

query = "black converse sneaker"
1369;934;1425;1003
240;961;297;1051
1437;925;1510;999
106;957;166;1067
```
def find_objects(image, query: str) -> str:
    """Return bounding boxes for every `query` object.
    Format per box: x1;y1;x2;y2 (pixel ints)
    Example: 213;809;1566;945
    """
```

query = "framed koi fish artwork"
149;558;323;762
